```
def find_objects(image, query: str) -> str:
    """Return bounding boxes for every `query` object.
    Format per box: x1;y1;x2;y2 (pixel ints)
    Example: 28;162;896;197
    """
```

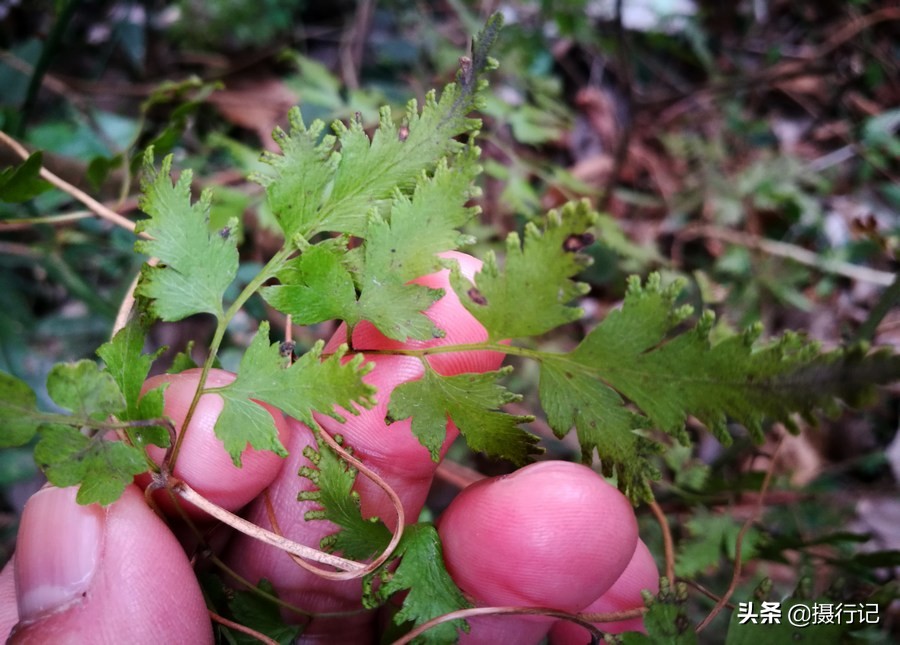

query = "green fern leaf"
540;273;900;501
297;436;391;560
450;200;596;340
388;364;540;464
256;14;501;241
135;150;239;321
209;322;376;466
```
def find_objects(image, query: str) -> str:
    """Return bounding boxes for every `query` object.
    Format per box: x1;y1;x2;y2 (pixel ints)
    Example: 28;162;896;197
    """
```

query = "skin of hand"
0;252;657;644
437;461;645;644
549;539;660;644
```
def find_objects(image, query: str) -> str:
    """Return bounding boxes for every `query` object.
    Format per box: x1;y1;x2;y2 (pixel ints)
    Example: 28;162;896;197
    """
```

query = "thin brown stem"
579;606;647;623
262;491;353;581
312;424;406;571
0;210;94;232
649;498;676;584
0;241;41;258
0;130;148;238
0;128;156;340
284;314;293;345
208;610;279;645
695;438;785;632
142;477;166;519
258;425;407;581
161;488;319;621
112;258;157;336
173;479;367;574
684;580;732;608
262;491;360;581
598;0;635;213
205;550;318;619
166;244;294;471
435;459;485;489
681;225;895;287
390;605;615;645
814;6;900;59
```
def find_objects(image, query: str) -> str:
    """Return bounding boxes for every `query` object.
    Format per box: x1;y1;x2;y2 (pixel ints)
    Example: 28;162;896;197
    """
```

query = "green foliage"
167;341;201;373
96;318;168;448
388;364;540;464
32;360;146;505
663;444;710;491
298;436;391;560
619;592;697;645
0;372;40;448
0;151;53;203
300;439;469;643
0;341;169;504
34;424;147;506
262;148;482;341
46;360;125;421
256;17;500;341
2;8;899;643
533;272;900;501
368;524;471;644
225;580;303;645
135;149;239;322
675;509;762;578
254;15;501;241
172;0;306;49
450;200;596;340
209;322;375;466
539;358;661;500
261;241;359;327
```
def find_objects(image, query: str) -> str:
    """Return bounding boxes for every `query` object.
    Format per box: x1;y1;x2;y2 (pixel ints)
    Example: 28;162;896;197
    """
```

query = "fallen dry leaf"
207;75;299;151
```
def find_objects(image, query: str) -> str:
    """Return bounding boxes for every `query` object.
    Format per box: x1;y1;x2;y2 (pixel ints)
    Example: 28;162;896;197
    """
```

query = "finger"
226;253;502;640
6;485;211;644
549;539;659;644
318;355;439;522
224;356;448;642
139;368;290;514
437;461;640;644
314;251;506;522
224;417;376;642
324;251;504;376
0;559;16;641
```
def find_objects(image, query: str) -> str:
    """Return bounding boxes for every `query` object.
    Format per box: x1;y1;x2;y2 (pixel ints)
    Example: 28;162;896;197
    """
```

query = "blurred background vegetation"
1;0;898;641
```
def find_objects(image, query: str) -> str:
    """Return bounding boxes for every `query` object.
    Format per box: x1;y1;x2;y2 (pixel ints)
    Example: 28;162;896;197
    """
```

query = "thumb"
4;486;211;644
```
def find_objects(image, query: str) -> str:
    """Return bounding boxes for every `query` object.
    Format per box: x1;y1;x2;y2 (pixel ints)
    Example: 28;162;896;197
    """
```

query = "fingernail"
15;487;104;622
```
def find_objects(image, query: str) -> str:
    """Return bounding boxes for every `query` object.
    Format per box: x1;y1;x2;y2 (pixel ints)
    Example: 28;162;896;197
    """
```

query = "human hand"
0;252;658;644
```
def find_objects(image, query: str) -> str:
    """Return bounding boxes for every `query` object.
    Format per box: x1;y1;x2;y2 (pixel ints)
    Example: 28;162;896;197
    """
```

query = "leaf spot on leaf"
562;232;595;252
467;287;487;305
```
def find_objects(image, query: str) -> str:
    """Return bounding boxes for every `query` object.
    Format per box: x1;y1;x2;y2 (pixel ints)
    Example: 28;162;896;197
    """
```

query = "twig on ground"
854;273;900;344
340;0;374;90
681;224;895;287
695;438;785;632
598;0;635;213
0;130;147;237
